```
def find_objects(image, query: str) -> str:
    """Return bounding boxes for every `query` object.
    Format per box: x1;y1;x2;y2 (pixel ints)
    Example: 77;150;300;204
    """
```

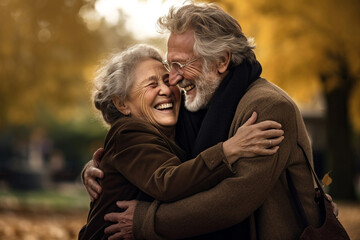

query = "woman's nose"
159;82;172;96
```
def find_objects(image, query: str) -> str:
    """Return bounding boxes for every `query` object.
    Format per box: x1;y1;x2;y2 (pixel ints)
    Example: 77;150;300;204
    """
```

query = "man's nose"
169;68;183;86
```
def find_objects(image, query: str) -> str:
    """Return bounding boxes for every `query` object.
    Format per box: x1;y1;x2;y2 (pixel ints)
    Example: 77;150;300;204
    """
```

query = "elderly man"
82;2;333;239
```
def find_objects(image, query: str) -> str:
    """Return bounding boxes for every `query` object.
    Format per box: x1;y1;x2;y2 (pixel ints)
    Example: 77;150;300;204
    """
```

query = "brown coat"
79;118;233;240
133;78;321;240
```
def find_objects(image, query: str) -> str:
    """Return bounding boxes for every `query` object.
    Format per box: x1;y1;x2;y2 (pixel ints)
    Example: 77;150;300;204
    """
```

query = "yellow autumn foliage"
208;0;360;131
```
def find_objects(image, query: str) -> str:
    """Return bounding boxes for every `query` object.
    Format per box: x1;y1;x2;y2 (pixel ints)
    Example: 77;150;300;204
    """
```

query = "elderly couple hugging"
79;2;336;240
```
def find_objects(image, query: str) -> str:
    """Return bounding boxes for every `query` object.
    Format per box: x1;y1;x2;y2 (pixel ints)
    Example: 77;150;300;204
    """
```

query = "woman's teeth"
155;103;173;110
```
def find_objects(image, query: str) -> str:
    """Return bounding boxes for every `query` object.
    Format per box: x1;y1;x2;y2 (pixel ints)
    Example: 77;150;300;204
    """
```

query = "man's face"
167;30;222;112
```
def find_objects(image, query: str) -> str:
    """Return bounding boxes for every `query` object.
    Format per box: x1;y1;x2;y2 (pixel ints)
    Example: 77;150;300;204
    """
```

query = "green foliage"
0;187;90;210
44;114;107;168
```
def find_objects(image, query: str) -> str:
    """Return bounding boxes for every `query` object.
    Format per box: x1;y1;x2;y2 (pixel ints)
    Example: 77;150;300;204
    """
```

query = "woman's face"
125;58;181;128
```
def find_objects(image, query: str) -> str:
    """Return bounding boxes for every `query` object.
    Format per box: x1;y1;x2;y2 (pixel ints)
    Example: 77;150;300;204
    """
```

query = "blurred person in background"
78;44;283;239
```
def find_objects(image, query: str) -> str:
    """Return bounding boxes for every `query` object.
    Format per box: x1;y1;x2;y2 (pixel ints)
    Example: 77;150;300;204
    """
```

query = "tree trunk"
322;57;357;200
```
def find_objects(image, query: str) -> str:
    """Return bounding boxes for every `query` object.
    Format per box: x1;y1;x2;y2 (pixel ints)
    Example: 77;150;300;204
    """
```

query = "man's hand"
83;148;104;201
104;200;138;240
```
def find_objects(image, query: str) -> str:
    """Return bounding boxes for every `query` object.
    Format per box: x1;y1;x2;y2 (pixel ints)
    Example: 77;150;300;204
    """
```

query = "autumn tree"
0;0;100;128
0;0;139;173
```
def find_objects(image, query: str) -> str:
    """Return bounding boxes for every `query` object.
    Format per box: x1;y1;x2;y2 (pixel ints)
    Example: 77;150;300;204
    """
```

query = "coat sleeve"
112;123;233;203
133;98;298;240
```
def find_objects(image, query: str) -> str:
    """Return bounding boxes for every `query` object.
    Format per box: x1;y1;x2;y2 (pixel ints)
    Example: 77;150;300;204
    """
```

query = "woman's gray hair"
157;2;256;70
93;44;163;125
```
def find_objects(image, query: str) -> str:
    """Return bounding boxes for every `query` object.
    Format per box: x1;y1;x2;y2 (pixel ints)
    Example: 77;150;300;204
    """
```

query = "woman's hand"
82;148;105;201
223;112;284;164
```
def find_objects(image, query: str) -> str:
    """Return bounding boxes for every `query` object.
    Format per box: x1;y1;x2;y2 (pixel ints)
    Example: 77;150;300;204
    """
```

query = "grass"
0;184;90;211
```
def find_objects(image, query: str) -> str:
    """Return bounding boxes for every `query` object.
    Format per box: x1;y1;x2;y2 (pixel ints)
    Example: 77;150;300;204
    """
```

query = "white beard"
184;71;222;112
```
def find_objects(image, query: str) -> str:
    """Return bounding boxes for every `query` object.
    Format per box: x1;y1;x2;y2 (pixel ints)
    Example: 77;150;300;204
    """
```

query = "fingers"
116;200;138;210
265;136;284;147
243;112;257;126
93;148;105;167
104;212;130;234
271;129;284;135
256;146;280;155
116;201;130;210
83;170;102;201
104;212;121;223
104;222;121;235
255;120;282;130
258;136;284;152
261;129;284;138
86;185;99;201
255;128;284;149
245;136;283;157
85;170;103;189
83;162;104;191
88;166;104;180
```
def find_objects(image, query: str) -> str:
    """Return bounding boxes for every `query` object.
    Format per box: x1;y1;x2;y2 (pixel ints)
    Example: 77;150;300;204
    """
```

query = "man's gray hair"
93;44;163;125
157;2;256;70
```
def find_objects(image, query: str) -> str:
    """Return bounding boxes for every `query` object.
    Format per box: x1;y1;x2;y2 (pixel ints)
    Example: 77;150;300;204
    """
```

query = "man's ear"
217;50;231;74
112;96;130;115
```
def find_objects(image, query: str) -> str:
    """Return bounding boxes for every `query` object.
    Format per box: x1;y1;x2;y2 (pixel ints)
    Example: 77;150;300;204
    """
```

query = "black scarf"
175;60;262;159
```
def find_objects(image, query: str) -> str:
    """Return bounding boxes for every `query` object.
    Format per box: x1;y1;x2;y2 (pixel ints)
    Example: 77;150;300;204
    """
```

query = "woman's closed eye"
146;81;158;88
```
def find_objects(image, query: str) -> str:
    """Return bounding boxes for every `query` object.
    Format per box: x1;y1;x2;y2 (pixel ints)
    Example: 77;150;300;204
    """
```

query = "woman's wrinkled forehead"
135;60;167;83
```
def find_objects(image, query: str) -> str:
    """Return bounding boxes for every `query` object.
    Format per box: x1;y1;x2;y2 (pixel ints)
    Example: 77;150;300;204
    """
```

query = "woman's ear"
112;96;131;116
217;50;231;74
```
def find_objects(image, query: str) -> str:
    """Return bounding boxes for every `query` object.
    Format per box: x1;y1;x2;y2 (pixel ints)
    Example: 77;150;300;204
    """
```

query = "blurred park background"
0;0;359;239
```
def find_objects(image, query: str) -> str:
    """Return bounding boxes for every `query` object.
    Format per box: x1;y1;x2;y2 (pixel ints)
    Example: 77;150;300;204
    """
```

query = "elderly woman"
78;44;284;239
